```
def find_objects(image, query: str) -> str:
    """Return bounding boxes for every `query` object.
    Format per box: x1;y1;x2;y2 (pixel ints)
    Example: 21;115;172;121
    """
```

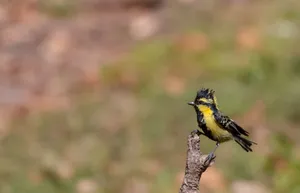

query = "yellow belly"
199;105;232;142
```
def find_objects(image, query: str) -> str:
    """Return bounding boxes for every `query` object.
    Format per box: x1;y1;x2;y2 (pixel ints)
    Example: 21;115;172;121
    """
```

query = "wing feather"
214;113;249;137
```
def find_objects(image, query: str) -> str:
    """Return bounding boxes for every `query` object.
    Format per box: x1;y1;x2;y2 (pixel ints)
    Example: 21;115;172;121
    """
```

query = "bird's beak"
187;101;195;106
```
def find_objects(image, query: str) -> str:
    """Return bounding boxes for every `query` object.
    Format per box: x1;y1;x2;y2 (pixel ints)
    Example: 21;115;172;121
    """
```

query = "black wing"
214;112;249;137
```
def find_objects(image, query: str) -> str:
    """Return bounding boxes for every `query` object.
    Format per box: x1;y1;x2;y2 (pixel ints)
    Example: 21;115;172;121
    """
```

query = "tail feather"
231;121;249;136
234;136;257;152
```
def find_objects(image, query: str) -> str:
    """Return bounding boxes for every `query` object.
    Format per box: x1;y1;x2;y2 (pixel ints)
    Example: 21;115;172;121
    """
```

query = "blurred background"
0;0;300;193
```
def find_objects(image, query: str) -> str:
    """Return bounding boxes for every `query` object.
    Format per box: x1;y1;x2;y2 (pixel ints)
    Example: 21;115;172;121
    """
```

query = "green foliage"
38;0;77;18
2;1;300;192
273;160;300;193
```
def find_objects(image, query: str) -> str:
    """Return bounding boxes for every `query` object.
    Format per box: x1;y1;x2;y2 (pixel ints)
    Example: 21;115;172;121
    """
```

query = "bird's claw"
191;129;204;136
204;152;216;166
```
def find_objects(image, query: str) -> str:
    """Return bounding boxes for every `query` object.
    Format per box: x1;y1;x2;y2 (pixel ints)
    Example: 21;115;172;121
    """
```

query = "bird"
187;88;257;158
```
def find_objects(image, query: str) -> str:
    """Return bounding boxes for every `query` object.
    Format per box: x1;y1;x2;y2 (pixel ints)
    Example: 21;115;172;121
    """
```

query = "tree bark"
179;130;216;193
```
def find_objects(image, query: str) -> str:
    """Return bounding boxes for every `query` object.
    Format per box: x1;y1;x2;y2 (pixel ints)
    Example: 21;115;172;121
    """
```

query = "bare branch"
179;130;216;193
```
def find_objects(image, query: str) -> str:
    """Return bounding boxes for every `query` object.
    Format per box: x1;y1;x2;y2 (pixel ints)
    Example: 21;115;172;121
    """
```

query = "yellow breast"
199;105;231;141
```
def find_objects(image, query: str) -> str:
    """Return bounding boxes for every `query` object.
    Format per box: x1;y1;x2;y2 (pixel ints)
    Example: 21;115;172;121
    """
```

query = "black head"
187;88;218;107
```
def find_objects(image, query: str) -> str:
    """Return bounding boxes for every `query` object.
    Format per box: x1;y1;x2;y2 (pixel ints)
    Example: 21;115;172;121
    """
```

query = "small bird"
188;88;257;158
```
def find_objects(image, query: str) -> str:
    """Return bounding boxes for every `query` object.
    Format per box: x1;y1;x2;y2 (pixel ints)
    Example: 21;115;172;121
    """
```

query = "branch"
179;130;216;193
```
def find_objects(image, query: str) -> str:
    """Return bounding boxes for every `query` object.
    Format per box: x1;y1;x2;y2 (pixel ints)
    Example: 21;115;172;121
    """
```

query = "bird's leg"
211;142;220;154
191;129;205;136
205;142;219;164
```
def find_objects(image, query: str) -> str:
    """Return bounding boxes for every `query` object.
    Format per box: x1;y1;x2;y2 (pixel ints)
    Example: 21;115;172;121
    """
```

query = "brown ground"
0;0;166;132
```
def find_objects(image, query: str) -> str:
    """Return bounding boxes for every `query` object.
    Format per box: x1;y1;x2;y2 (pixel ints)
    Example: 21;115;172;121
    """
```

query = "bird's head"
188;88;219;109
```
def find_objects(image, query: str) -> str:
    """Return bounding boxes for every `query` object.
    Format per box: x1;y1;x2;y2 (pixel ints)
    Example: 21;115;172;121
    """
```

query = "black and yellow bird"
188;88;257;157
